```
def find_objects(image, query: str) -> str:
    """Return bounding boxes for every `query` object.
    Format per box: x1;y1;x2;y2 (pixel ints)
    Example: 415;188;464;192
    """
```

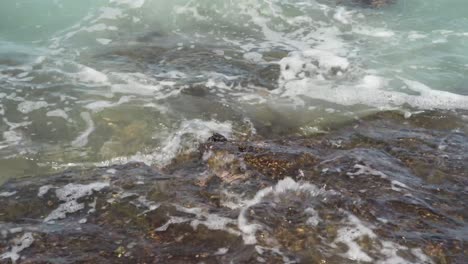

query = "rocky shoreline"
1;110;467;263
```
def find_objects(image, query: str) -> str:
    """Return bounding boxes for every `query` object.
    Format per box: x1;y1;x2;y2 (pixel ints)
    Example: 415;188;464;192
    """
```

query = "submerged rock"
367;0;394;7
338;0;395;8
0;110;467;263
207;133;228;143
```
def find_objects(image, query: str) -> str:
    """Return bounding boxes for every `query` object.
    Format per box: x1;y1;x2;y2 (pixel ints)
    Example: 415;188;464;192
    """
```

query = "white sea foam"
333;7;354;25
110;72;181;98
347;164;388;179
334;212;433;263
277;71;468;110
110;0;145;9
243;52;264;63
156;205;238;235
354;27;395;38
305;207;320;226
255;245;296;264
347;164;413;193
190;212;237;233
8;228;23;234
0;191;17;197
46;109;69;120
17;100;48;114
238;177;323;244
279;49;350;82
84;96;131;112
214;247;229;255
74;65;108;84
103;119;232;167
0;119;31;150
44;182;109;222
155;216;188;232
96;38;112;45
174;5;208;22
0;232;34;263
96;7;123;20
334;213;377;262
71;112;95;148
133;196;160;216
38;185;55;198
408;31;427;41
85;23;108;32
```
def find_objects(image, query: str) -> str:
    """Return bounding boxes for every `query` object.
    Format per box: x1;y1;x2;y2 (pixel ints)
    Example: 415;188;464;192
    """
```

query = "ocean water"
0;1;467;178
0;1;468;262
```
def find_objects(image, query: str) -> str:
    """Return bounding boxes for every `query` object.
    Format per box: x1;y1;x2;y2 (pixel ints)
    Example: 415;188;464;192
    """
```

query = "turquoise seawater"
0;0;467;183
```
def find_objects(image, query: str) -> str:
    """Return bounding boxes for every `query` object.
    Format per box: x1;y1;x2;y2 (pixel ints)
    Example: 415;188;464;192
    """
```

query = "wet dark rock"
252;64;281;90
207;133;228;143
1;110;467;263
136;31;166;43
181;84;210;97
92;44;283;92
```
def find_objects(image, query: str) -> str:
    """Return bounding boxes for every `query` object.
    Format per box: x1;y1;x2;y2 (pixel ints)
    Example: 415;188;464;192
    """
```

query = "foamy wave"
334;212;433;263
101;119;233;167
237;177;324;244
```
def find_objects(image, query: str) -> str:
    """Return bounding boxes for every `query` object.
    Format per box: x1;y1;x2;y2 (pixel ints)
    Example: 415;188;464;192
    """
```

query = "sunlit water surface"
0;1;468;262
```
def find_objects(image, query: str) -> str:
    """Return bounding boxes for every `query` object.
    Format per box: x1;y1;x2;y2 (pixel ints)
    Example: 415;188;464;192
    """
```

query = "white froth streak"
47;118;230;172
238;177;322;244
174;2;208;22
240;0;348;55
155;216;188;232
0;232;34;263
333;7;354;25
155;205;239;235
0;191;17;197
0;119;31;150
17;100;49;114
353;26;395;38
96;38;112;45
71;112;95;148
278;73;468;110
84;96;132;112
74;65;109;84
402;79;468;109
183;206;238;234
109;72;182;98
46;109;69;120
102;119;232;167
243;6;311;52
38;185;55;198
154;119;232;165
109;0;145;9
347;164;412;192
44;182;109;222
332;211;434;263
334;213;376;262
229;1;467;112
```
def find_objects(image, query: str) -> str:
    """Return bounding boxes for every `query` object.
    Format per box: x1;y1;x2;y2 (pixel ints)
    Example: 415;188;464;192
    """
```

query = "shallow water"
1;111;467;263
1;0;468;181
0;0;468;263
